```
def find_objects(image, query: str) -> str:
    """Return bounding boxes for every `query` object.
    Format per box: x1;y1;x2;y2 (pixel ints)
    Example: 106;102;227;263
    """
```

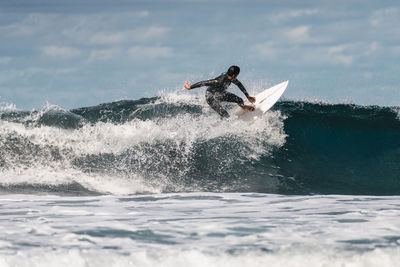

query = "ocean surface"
1;92;400;266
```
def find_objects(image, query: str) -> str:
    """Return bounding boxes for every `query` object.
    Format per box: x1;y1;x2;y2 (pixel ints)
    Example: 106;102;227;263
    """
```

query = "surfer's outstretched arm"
232;79;256;103
184;78;220;90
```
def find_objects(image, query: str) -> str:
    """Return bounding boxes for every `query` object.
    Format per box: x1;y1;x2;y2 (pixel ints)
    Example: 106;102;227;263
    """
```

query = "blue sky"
0;0;399;109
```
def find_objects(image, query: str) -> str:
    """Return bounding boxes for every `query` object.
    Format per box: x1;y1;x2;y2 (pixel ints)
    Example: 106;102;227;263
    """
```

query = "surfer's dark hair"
227;65;240;76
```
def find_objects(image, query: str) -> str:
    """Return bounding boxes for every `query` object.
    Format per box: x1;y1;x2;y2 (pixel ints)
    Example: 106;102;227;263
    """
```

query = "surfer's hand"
184;82;191;90
248;96;256;103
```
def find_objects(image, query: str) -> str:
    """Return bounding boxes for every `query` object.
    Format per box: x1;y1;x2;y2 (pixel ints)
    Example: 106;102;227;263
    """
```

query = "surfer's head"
227;65;240;80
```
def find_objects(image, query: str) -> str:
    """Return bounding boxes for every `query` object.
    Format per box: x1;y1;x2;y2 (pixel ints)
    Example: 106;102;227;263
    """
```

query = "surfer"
184;65;256;118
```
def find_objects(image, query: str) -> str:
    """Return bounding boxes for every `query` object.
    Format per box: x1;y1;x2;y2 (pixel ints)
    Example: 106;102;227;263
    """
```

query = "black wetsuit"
190;72;250;118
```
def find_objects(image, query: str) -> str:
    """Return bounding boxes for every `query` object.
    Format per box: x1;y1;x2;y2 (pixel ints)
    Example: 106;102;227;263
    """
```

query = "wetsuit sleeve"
232;79;250;98
190;78;220;89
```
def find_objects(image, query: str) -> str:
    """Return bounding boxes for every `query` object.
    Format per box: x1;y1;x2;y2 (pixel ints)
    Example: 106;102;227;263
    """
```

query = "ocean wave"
1;95;400;195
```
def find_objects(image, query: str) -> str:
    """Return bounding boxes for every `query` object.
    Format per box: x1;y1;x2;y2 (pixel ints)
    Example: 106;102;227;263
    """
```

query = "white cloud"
250;41;278;59
3;11;151;38
138;11;150;17
308;45;355;66
250;41;356;66
0;68;77;86
391;45;400;56
284;26;311;43
369;8;400;42
290;9;319;17
269;9;319;24
42;46;82;59
370;8;399;26
0;14;46;36
0;11;153;46
0;70;25;84
0;57;11;64
327;53;354;65
327;45;346;54
139;26;170;40
128;46;174;60
89;32;128;45
88;27;170;45
369;42;378;52
365;42;379;56
88;49;117;61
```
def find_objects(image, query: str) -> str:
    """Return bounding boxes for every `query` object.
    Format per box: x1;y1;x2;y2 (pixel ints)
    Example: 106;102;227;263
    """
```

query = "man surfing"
184;65;256;118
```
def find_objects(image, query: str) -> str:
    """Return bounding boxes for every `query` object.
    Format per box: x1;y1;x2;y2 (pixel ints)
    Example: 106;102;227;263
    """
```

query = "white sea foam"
0;247;399;267
0;102;18;112
1;96;286;155
0;94;286;194
0;166;157;195
0;193;399;266
8;102;64;124
392;107;400;120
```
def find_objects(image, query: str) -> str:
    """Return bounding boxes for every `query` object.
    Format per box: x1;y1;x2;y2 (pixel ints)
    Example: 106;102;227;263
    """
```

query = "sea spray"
1;95;400;195
0;94;285;195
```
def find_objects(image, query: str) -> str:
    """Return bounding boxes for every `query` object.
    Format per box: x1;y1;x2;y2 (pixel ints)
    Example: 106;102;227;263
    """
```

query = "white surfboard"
235;80;288;121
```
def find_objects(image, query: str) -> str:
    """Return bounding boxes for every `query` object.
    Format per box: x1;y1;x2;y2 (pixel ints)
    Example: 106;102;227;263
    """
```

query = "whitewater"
0;92;400;266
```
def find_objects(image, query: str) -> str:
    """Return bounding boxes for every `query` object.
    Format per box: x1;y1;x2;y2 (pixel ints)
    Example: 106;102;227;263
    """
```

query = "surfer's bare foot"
242;105;255;112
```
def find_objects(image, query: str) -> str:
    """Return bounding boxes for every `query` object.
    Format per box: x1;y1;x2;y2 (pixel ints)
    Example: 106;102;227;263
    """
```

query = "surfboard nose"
235;80;289;120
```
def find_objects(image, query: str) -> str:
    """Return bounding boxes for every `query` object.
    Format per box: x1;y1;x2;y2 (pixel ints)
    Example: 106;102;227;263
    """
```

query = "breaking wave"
1;93;400;195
